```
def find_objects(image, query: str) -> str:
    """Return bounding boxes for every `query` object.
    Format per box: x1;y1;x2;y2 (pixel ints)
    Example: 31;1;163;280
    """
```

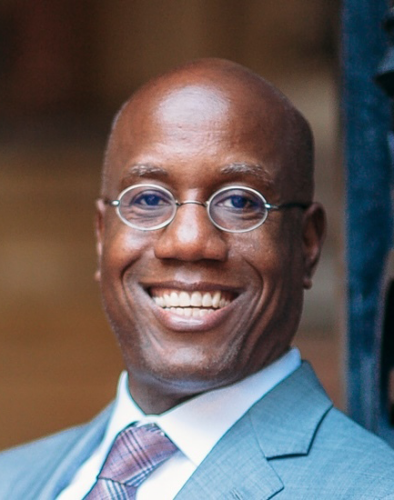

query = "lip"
140;280;242;333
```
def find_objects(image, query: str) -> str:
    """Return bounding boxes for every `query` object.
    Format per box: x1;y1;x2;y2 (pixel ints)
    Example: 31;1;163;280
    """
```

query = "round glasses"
104;184;310;233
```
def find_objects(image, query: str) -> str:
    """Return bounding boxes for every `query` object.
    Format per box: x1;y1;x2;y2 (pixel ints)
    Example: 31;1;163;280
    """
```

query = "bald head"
102;58;314;201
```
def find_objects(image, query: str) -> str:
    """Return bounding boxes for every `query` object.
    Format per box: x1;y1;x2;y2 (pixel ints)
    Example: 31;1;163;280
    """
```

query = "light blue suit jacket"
1;363;394;499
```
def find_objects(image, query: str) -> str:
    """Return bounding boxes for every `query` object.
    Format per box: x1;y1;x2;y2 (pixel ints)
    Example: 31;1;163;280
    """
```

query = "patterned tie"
84;423;178;500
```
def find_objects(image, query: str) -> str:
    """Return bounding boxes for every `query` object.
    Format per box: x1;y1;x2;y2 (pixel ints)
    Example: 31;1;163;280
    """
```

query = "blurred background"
0;0;342;449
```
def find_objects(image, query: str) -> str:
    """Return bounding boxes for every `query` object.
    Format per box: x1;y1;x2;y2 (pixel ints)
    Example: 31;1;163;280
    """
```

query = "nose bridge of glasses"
175;199;216;231
176;199;207;208
162;197;221;252
174;199;210;227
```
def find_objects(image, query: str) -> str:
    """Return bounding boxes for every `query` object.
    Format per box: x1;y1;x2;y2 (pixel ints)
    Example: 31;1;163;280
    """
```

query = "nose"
153;202;229;262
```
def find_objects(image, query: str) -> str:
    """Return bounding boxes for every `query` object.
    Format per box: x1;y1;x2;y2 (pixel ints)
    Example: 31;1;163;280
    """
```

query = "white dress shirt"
57;348;301;500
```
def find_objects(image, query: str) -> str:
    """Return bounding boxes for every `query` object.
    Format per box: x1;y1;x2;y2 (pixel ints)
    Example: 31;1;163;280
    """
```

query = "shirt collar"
99;348;301;467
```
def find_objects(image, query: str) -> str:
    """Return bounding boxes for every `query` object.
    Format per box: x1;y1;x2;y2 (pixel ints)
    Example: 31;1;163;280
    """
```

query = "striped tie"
84;423;178;500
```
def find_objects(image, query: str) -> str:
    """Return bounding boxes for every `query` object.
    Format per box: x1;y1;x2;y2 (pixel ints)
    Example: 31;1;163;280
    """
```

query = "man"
1;58;394;499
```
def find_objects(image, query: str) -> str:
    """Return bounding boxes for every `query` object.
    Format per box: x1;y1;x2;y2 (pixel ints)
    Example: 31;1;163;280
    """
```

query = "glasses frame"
104;183;311;233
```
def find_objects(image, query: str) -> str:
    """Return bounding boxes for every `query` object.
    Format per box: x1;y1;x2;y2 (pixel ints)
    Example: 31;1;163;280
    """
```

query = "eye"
214;189;261;212
133;191;171;207
220;193;258;210
119;186;175;219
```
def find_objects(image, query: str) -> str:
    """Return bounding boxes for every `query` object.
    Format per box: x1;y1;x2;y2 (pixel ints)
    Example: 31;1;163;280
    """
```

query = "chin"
129;349;243;395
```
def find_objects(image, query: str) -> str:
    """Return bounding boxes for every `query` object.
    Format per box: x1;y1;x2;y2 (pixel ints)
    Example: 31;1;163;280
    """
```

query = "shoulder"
317;408;394;497
247;363;394;497
277;406;394;498
0;404;112;499
316;407;394;467
0;423;92;483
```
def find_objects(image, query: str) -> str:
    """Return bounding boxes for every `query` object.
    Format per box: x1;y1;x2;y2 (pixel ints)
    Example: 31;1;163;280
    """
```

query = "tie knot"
99;423;177;488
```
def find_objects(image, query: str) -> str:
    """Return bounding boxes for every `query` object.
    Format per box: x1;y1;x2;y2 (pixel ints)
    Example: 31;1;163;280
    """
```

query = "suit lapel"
176;411;284;500
176;362;332;499
250;362;333;459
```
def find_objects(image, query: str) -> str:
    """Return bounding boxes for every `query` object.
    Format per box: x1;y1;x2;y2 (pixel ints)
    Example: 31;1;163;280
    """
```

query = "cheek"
100;220;149;276
99;226;151;338
239;224;304;298
234;229;288;276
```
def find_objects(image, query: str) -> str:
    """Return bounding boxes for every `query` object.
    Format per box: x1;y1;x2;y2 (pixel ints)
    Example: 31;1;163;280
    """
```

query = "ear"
95;199;106;282
301;202;326;289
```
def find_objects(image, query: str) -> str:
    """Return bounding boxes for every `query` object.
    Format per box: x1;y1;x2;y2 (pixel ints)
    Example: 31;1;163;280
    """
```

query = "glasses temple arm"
266;202;312;211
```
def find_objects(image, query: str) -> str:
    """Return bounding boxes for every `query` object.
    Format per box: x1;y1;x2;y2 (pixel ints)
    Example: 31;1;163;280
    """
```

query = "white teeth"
202;292;213;308
153;296;165;307
192;308;201;318
179;291;190;307
164;293;171;307
212;291;221;308
174;307;192;317
152;289;233;315
170;291;180;307
167;307;216;317
190;291;202;307
184;308;192;317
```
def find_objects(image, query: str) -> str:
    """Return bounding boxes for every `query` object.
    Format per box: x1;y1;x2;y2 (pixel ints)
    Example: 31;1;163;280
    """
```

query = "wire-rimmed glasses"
103;183;310;233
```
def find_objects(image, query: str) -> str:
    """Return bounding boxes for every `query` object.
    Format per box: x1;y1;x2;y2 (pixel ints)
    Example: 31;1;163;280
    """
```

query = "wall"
0;0;342;449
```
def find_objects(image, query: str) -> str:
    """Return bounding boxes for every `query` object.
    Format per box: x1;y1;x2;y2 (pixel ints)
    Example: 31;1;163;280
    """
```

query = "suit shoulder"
320;407;394;461
0;423;88;482
315;408;394;496
268;407;394;498
0;404;112;498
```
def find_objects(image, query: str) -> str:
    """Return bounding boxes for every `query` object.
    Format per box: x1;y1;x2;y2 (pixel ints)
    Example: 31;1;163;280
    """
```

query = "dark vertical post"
342;0;393;432
375;4;394;446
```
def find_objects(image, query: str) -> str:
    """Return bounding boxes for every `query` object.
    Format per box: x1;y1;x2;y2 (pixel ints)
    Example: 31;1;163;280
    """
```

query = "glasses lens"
118;185;176;229
209;187;268;232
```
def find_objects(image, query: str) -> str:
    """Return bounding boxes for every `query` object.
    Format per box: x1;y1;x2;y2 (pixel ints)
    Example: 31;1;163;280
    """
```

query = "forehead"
104;82;291;194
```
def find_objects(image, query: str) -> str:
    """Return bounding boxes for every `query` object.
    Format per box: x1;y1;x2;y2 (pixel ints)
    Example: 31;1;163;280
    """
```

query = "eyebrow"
220;163;274;187
120;163;168;189
124;163;169;177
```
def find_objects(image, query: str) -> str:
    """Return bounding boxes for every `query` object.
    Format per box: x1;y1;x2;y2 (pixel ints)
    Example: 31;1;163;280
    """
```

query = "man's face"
97;82;322;412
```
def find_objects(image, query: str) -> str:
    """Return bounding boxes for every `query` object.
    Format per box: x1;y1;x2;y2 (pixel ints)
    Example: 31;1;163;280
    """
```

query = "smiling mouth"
149;289;234;318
